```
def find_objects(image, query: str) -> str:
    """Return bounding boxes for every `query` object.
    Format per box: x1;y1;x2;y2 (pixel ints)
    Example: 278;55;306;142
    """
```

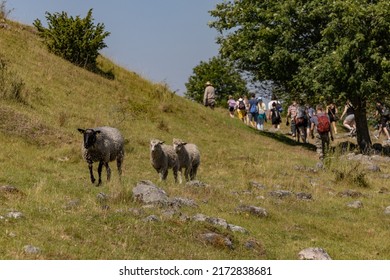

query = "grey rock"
347;200;363;209
185;180;208;188
269;190;293;198
236;205;268;217
199;232;233;249
192;213;208;222
298;247;332;260
64;199;80;210
0;185;20;193
96;192;109;203
169;197;198;208
227;224;248;233
133;180;169;205
206;217;228;229
143;215;160;222
249;181;267;190
384;206;390;215
337;189;363;198
296;192;312;200
23;245;41;254
6;211;24;219
366;164;381;172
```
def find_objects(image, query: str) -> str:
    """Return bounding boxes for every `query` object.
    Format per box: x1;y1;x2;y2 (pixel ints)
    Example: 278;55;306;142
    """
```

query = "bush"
33;9;110;69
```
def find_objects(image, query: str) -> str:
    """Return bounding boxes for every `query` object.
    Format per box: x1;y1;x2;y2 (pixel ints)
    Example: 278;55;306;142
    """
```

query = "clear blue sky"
9;0;221;95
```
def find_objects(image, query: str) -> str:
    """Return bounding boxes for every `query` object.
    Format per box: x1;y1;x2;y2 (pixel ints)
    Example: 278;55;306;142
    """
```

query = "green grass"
1;20;390;260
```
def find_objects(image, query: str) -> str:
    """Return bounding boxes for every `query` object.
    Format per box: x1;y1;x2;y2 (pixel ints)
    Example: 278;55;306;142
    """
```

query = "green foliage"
0;0;12;20
33;9;110;69
185;56;249;105
209;0;390;151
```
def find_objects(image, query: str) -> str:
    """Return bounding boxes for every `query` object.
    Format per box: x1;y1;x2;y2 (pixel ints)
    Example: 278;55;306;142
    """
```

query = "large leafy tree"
210;0;390;152
185;56;248;105
34;9;110;69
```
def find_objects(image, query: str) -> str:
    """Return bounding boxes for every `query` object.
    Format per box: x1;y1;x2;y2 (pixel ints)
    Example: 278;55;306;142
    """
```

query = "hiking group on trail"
222;93;390;159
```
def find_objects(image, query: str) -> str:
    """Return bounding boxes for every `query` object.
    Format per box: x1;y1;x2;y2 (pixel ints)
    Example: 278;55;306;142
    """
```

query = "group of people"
203;81;390;157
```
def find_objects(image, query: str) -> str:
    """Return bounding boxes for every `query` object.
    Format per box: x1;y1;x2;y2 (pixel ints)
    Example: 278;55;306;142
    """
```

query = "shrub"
33;9;110;69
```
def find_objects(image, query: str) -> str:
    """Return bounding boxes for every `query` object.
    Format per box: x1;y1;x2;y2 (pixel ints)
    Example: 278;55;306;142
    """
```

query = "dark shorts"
380;116;389;127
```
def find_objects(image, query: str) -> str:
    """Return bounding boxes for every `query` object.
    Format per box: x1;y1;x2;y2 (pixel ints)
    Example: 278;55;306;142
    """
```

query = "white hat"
238;98;243;101
205;81;212;86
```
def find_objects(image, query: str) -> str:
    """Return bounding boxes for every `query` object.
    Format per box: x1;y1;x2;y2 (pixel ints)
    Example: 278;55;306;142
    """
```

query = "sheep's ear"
159;140;165;144
77;128;85;134
94;130;101;135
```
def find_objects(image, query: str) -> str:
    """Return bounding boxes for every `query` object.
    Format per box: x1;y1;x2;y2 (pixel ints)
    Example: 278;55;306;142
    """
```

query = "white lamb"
173;138;200;182
150;139;179;183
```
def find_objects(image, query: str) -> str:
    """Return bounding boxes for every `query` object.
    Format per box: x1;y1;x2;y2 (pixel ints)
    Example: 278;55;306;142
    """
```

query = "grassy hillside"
1;21;389;260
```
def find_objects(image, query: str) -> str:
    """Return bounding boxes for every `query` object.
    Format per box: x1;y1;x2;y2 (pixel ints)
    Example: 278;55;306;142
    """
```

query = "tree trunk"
352;97;372;154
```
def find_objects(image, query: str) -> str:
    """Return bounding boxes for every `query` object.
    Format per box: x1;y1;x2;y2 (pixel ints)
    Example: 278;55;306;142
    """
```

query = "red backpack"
317;114;331;134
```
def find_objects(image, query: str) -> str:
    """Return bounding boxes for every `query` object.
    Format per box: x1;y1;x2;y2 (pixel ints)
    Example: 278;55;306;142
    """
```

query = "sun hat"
238;98;243;101
205;81;212;86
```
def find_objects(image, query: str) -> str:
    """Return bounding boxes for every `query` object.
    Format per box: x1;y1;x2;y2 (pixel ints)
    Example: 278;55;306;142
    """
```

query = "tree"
209;0;390;152
33;9;110;69
185;56;248;105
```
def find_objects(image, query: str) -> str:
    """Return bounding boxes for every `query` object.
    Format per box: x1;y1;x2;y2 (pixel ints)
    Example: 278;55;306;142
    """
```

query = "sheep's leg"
162;169;168;180
116;156;123;177
184;167;190;182
190;165;198;180
173;167;179;183
97;161;104;186
88;162;96;184
105;162;111;182
177;168;183;184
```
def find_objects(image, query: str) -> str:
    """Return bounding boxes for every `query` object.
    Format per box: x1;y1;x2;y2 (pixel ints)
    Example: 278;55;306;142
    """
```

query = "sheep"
77;126;124;186
150;139;179;183
172;138;200;182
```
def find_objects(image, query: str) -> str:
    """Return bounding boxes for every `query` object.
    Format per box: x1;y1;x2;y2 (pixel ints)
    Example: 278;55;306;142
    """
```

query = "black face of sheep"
78;128;101;149
77;127;124;186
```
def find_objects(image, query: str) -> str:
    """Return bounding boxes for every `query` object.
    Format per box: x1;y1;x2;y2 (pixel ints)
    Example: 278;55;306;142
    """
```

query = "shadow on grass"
254;128;317;152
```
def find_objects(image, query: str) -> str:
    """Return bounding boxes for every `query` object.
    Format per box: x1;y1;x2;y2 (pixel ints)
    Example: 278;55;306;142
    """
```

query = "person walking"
340;99;356;136
243;95;250;125
326;101;339;135
286;100;298;137
236;97;247;122
374;100;390;142
248;93;258;128
227;95;236;118
256;97;267;131
310;104;334;160
203;81;215;109
269;102;282;130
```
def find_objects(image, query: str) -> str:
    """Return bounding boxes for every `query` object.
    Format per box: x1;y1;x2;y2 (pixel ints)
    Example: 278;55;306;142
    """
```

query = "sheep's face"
150;139;164;153
78;128;101;149
173;139;186;152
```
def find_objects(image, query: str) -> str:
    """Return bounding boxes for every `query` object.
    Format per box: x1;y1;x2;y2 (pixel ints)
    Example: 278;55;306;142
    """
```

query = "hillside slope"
1;21;389;260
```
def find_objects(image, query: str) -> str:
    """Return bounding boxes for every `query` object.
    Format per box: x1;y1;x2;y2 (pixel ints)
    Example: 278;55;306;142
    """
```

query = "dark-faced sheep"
150;139;179;183
173;138;200;182
77;126;124;186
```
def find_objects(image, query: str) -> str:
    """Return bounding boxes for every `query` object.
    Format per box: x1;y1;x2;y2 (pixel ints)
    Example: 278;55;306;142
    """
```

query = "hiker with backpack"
227;95;237;118
269;102;282;130
310;104;334;160
374;100;390;142
236;97;247;122
294;104;309;143
248;93;259;128
256;97;267;131
286;100;299;137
